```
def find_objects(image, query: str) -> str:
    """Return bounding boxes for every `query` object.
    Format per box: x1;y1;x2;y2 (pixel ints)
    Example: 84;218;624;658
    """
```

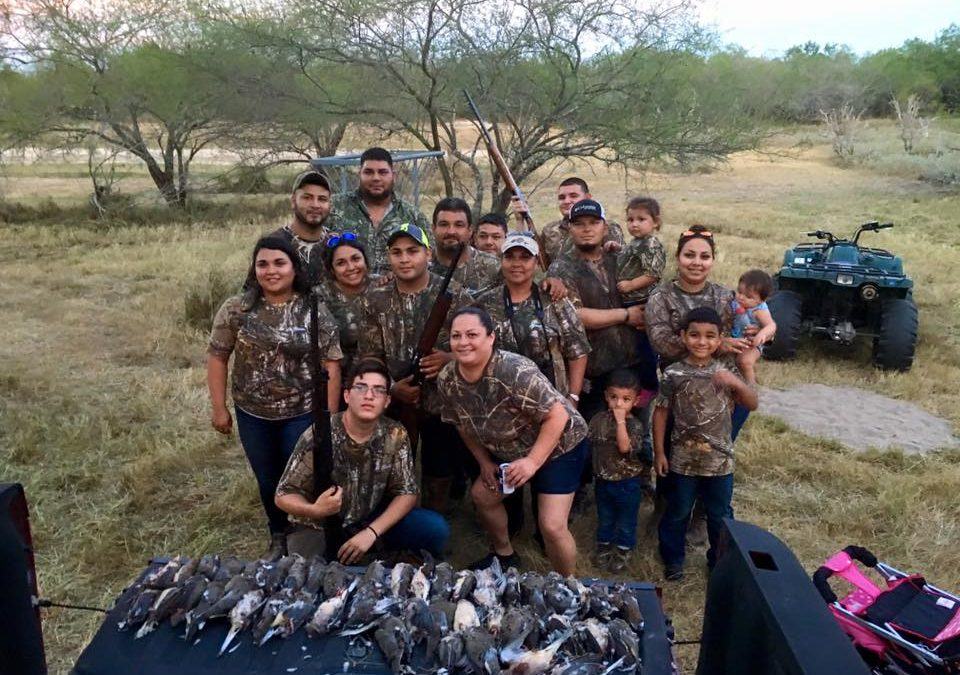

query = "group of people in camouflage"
206;147;772;581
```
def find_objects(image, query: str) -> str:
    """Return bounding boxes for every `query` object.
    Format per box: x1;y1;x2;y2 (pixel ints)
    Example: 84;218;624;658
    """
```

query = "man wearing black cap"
549;199;646;511
269;170;334;286
328;147;434;274
356;222;469;514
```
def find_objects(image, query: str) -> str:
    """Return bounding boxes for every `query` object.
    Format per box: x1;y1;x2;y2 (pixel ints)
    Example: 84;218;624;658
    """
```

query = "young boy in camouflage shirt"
653;307;758;581
589;368;652;573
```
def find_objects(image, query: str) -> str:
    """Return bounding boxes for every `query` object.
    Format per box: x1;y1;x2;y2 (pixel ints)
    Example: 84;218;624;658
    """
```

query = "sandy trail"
759;384;959;454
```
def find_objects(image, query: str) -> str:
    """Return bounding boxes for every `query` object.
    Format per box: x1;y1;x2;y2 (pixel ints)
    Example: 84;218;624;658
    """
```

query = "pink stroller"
814;546;960;674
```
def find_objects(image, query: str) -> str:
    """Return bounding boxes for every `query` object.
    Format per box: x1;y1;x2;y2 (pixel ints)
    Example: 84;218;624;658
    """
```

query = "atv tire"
765;290;803;360
872;298;918;372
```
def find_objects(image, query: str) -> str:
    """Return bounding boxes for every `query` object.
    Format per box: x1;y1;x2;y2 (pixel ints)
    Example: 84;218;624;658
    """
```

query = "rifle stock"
407;244;464;386
463;89;547;271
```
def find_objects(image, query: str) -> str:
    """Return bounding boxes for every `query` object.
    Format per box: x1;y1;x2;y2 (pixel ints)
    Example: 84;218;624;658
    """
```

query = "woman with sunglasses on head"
320;232;379;380
207;235;343;559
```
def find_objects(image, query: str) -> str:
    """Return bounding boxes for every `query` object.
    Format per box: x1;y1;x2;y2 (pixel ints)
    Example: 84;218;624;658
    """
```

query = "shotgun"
309;291;341;558
463;89;548;271
407;243;464;386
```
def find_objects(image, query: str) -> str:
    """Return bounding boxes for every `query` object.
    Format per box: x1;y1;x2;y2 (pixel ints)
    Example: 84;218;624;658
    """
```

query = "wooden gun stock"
407;244;464;386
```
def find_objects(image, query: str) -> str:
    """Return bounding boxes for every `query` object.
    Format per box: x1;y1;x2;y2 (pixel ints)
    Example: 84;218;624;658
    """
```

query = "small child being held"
616;196;666;306
653;307;758;581
731;269;777;382
589;368;652;573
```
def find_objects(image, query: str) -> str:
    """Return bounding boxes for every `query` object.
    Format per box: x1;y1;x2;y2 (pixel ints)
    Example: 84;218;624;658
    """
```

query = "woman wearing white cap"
472;232;591;541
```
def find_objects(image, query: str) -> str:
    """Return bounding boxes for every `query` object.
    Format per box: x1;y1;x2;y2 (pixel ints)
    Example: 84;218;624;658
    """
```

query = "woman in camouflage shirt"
319;233;379;383
207;236;343;557
438;307;589;576
644;225;756;440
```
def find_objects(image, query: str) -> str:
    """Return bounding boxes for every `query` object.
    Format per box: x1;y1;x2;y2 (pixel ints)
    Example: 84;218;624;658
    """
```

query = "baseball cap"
568;199;605;222
502;231;540;256
386;223;431;249
292;170;331;193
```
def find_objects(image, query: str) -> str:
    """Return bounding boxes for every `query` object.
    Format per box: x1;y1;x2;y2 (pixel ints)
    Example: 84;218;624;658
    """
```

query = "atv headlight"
836;273;855;285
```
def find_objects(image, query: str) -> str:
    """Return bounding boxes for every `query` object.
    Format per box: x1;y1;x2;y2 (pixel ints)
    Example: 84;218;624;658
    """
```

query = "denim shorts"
531;438;589;495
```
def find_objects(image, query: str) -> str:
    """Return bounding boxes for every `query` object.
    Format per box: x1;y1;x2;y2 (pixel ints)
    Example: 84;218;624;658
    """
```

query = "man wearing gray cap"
269;170;334;285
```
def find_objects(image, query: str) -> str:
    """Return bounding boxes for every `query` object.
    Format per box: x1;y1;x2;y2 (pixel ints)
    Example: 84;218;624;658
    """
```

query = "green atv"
765;221;918;371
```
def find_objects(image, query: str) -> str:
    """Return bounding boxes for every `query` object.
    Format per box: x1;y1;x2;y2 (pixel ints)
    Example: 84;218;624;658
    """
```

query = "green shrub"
183;269;238;332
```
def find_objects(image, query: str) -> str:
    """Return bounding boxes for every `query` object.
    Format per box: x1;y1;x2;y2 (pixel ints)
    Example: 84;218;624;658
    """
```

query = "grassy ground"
1;124;959;673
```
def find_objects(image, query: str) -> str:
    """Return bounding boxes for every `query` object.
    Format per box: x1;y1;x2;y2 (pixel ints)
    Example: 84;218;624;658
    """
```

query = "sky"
698;0;958;56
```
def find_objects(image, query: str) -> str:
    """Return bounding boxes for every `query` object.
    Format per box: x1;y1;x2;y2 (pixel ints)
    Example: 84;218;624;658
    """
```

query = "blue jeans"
596;477;643;550
658;472;734;569
379;507;450;558
235;407;313;535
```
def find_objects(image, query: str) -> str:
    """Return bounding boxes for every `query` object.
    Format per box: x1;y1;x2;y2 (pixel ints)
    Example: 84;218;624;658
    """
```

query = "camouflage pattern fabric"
437;350;588;462
616;234;666;304
473;283;590;395
644;280;734;367
654;359;743;477
209;293;343;419
276;413;417;530
315;276;379;379
548;252;640;378
268;224;330;286
356;273;468;415
327;190;434;274
589;410;650;482
429;245;501;295
539;217;625;267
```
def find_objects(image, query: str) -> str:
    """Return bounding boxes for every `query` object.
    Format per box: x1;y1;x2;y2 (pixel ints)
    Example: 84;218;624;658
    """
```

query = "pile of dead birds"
117;554;646;674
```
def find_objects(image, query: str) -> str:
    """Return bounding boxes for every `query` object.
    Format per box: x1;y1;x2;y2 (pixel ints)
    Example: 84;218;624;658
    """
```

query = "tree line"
0;0;956;210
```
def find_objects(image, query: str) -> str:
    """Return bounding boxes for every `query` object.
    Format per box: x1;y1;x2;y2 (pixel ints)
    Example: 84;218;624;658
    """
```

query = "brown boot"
421;476;454;515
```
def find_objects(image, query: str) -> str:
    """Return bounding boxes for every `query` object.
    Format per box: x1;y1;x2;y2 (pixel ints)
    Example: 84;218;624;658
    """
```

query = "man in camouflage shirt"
327;147;434;274
429;197;502;295
268;170;334;285
513;177;624;267
652;307;758;580
356;223;469;513
547;199;646;420
276;359;450;562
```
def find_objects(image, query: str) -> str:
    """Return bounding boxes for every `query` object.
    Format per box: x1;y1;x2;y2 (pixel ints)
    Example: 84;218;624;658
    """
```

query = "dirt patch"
759;384;959;454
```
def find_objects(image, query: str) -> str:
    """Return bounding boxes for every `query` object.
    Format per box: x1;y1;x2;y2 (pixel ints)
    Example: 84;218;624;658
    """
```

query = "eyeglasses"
349;382;390;397
681;229;713;238
327;231;360;248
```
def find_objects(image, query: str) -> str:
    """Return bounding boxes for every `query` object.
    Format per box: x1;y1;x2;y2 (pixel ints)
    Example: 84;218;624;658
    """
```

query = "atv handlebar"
805;222;893;245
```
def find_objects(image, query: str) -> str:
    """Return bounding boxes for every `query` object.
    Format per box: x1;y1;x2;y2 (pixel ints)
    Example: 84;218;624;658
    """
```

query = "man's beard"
575;242;600;253
359;185;393;205
294;206;327;231
438;238;465;256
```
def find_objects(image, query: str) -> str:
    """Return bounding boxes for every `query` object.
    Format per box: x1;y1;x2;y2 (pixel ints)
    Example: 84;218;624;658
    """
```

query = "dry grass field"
1;122;959;673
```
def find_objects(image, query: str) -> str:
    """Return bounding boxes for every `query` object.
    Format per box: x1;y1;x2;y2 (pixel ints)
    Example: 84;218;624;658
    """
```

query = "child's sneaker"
609;547;632;573
664;564;684;581
592;543;613;568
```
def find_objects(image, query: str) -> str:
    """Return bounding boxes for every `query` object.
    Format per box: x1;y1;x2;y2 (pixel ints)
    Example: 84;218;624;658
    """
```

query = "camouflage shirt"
617;235;666;305
276;413;418;530
539;218;625;268
430;245;502;295
315;277;379;379
437;350;588;463
473;284;590;396
655;359;740;477
328;190;434;274
268;224;330;286
644;280;734;367
589;410;649;482
209;293;343;419
357;273;468;415
549;252;640;378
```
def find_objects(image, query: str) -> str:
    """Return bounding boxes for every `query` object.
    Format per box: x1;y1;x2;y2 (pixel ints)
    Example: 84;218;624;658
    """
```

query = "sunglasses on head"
327;232;360;248
681;229;713;238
